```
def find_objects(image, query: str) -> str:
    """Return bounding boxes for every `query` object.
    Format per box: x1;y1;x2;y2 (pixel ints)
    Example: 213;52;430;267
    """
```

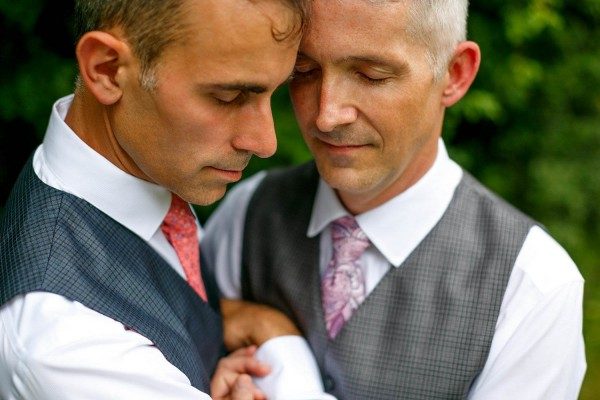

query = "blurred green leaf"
0;0;45;32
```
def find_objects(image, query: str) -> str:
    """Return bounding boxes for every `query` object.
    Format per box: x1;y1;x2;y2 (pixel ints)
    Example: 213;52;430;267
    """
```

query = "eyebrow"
297;52;409;75
341;55;408;74
205;83;267;94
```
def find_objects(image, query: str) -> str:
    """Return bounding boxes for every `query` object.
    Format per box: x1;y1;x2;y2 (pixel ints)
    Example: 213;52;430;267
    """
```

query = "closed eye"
213;90;248;106
205;83;267;106
356;72;390;85
291;67;320;82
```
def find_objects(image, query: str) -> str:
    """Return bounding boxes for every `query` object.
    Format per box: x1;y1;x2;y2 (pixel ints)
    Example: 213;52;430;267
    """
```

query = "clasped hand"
210;299;302;399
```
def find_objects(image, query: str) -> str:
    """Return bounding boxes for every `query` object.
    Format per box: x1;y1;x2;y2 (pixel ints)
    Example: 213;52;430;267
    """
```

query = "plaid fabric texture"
0;159;223;391
241;162;534;400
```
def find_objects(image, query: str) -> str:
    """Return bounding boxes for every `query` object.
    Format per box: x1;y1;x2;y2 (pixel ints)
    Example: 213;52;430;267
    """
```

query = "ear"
441;41;481;107
76;31;133;105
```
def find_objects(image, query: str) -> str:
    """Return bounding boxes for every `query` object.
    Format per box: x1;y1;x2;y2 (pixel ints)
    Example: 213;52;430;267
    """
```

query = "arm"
0;292;212;400
203;174;337;400
468;226;586;400
0;292;277;400
217;300;337;400
221;299;301;351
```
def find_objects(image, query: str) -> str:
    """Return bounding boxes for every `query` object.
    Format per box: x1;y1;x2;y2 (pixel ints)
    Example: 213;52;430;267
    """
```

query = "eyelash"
291;69;390;87
357;72;389;85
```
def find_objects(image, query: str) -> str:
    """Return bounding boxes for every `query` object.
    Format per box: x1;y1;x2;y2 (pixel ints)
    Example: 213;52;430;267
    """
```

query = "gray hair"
405;0;469;80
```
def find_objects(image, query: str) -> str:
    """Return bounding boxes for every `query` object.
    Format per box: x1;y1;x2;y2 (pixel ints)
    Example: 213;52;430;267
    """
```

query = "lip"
312;132;367;148
207;167;243;182
318;138;367;152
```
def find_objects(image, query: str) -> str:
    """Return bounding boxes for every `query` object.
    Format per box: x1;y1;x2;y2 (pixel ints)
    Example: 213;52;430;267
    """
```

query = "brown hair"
74;0;309;83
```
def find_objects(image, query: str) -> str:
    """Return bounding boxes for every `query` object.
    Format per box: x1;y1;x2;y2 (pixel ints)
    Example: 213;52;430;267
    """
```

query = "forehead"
160;0;299;84
302;0;418;63
181;0;298;45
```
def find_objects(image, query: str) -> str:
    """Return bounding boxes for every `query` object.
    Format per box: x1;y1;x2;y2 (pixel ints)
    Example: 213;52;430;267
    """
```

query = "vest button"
323;375;335;392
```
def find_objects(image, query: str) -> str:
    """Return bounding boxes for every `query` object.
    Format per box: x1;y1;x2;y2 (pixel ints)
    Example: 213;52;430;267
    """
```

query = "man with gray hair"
204;0;586;398
0;0;313;399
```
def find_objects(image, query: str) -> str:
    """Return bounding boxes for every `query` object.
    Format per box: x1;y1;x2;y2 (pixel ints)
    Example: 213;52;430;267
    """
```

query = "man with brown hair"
0;0;308;398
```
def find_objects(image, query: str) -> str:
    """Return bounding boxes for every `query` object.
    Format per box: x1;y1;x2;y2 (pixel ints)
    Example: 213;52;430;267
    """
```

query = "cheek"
158;103;220;146
372;89;427;132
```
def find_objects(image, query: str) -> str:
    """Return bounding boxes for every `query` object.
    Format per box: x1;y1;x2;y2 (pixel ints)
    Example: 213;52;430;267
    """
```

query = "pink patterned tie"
321;216;370;339
161;195;207;302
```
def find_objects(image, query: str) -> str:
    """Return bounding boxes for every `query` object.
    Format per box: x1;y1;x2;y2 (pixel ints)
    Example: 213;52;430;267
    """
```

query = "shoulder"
460;171;535;225
458;172;582;290
516;226;583;294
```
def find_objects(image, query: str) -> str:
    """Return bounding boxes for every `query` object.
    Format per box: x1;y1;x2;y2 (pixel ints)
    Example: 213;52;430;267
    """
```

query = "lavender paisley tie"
321;216;370;339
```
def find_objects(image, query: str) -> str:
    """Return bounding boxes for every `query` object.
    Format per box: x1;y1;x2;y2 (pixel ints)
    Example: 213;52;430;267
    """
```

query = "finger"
252;386;268;400
217;349;271;376
211;364;269;399
221;345;258;361
243;357;271;377
211;367;239;399
230;375;254;400
229;345;257;357
220;356;271;377
211;348;270;397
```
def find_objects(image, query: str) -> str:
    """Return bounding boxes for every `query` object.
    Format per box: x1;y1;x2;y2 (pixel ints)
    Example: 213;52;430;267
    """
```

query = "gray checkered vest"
241;162;533;399
0;160;223;391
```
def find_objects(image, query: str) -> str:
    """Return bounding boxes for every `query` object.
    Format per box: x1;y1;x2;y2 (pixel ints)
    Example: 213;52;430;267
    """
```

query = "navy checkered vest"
0;160;223;391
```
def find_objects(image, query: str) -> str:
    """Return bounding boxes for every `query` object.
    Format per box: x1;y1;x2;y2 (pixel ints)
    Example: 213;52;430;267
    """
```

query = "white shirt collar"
40;95;172;241
308;139;463;267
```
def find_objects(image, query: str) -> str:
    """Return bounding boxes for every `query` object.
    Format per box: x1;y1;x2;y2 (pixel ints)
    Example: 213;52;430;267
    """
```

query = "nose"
233;101;277;158
315;82;358;132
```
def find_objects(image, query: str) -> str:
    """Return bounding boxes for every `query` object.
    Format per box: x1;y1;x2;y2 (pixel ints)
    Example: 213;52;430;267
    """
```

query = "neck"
64;88;149;181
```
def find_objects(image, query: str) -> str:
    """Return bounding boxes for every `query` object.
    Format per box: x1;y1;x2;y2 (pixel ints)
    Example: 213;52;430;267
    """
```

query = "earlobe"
76;31;131;105
441;41;481;107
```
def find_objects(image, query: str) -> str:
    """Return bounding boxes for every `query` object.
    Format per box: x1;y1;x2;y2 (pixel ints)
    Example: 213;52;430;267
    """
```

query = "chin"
195;191;227;206
319;167;361;192
178;184;227;206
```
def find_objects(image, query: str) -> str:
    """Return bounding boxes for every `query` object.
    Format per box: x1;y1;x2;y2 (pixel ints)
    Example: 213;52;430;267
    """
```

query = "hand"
221;299;301;351
211;346;270;400
229;375;261;400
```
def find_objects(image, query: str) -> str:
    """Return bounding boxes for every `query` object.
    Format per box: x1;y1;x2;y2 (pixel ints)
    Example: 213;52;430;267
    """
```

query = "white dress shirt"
0;95;330;400
202;140;587;400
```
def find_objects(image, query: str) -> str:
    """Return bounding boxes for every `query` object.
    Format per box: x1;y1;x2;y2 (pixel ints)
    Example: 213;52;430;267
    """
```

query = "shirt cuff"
253;335;337;400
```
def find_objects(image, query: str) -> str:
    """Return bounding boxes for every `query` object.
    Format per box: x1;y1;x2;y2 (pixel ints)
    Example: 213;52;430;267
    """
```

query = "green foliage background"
1;0;598;396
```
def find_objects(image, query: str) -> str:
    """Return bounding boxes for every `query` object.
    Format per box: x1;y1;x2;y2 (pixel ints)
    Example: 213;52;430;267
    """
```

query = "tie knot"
162;195;196;237
330;216;370;263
